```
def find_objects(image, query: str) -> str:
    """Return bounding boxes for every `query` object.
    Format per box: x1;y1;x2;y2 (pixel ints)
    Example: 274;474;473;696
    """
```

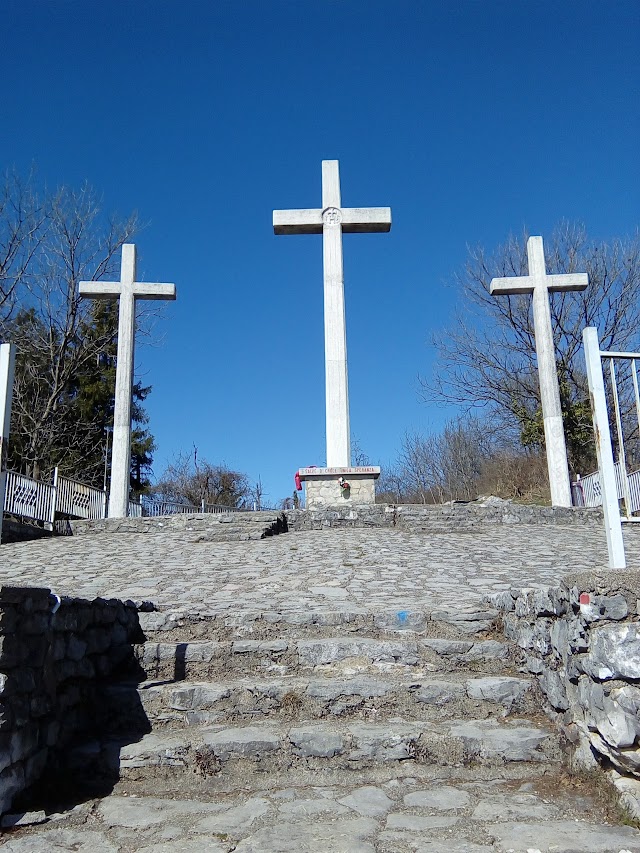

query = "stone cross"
490;236;588;506
0;343;16;543
80;244;176;518
273;160;391;467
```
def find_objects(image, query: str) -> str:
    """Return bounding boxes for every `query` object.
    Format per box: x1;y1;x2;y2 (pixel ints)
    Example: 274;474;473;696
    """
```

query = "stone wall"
287;497;602;531
0;585;142;815
304;474;376;509
488;572;640;808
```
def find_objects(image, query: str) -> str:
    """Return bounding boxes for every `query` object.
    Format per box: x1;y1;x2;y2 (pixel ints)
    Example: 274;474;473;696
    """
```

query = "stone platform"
0;509;628;611
1;512;640;851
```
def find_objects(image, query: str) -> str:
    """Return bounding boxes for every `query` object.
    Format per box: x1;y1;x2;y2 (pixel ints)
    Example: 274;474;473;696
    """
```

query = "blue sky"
3;0;638;506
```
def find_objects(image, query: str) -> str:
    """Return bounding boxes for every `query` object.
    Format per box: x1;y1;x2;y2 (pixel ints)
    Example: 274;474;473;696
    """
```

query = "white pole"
0;343;16;544
583;327;626;569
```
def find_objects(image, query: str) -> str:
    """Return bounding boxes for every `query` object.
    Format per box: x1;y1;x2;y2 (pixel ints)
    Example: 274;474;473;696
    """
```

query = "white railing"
3;470;56;527
2;468;107;529
572;463;640;513
56;473;107;520
128;496;243;518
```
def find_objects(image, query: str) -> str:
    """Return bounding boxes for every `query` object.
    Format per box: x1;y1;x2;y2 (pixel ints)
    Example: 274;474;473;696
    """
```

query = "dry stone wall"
286;498;602;532
0;585;142;815
487;572;640;788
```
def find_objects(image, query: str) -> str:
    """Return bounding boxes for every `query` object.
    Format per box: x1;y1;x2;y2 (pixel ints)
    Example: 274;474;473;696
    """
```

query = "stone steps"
137;606;501;641
134;634;512;681
77;715;561;787
104;672;536;729
71;511;289;541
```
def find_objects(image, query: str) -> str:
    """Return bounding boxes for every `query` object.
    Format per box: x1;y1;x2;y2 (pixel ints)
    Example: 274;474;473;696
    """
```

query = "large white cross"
490;236;588;506
0;343;16;543
80;244;176;518
273;160;391;467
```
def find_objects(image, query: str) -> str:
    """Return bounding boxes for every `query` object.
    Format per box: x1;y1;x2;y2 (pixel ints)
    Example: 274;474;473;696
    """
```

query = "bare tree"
1;183;139;482
251;476;265;510
423;222;640;473
155;447;250;508
0;170;47;322
378;416;497;504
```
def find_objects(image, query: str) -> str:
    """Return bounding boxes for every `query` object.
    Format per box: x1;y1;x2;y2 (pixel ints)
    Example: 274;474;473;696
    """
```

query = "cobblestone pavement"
3;771;640;852
1;525;639;614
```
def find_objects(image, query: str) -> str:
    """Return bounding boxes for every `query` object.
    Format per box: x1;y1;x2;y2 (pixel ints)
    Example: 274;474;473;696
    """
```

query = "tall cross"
273;160;391;467
80;244;176;518
0;343;16;544
490;236;588;507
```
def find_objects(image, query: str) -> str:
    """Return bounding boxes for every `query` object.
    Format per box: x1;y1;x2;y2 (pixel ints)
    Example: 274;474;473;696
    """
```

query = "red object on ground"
579;593;591;605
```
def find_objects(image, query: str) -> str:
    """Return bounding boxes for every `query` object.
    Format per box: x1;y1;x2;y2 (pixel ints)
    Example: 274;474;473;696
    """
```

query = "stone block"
24;747;48;783
539;667;569;711
0;607;18;633
169;683;231;711
10;724;39;762
413;680;465;705
232;639;288;654
21;612;49;635
337;785;394;816
0;586;50;607
85;628;111;655
580;623;640;680
0;762;25;816
306;676;391;701
298;637;417;666
289;727;344;757
420;639;472;655
0;634;29;668
466;676;530;705
200;726;280;759
66;634;88;662
449;719;550;761
30;694;51;718
12;668;36;694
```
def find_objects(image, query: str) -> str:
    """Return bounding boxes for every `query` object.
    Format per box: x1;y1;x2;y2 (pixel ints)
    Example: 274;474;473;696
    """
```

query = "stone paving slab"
2;526;638;616
2;776;640;852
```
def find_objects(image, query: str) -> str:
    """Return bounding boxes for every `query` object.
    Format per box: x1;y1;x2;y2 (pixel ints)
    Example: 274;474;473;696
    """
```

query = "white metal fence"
3;470;57;526
2;468;106;529
581;327;640;569
572;463;640;514
128;497;268;518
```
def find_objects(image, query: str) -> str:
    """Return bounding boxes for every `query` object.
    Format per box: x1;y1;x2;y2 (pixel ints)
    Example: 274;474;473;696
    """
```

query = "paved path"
1;525;638;614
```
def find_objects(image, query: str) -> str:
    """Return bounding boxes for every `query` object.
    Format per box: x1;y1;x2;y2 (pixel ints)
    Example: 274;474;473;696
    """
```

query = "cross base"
298;466;381;509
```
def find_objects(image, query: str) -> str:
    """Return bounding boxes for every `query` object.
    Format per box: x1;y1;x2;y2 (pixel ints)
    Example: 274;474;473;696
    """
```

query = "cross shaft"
490;236;588;507
79;244;176;518
273;161;391;467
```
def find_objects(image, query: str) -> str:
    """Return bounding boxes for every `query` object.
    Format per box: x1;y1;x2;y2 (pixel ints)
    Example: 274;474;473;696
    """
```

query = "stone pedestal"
298;466;380;509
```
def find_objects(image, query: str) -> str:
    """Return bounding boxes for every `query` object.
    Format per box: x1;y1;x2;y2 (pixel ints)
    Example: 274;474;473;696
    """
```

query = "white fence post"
0;344;16;545
48;467;59;531
583;327;626;569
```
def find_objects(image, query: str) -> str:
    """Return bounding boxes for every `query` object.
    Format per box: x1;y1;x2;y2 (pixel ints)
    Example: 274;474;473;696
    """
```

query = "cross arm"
79;281;122;298
132;283;176;300
341;207;392;233
547;273;588;292
273;209;323;235
489;276;534;295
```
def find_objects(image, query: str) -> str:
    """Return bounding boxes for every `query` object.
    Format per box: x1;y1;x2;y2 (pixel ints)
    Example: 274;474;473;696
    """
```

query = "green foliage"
0;178;155;496
512;368;596;475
